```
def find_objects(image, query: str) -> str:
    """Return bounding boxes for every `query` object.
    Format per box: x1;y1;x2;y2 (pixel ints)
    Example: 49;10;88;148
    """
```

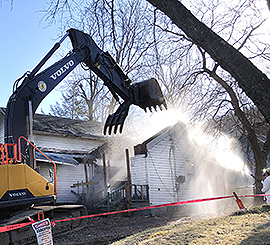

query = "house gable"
131;122;190;205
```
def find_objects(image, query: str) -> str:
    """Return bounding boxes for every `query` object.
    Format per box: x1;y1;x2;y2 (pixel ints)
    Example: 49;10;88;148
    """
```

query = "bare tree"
146;0;270;188
45;0;160;127
44;0;270;187
147;0;270;124
50;68;106;121
1;0;13;9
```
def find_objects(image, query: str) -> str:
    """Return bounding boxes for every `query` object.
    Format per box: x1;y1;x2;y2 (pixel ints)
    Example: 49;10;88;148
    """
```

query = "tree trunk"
87;99;94;121
147;0;270;125
207;68;266;184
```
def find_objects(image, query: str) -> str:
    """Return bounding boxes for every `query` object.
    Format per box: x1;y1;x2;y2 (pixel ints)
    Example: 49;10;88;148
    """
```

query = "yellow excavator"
0;29;166;244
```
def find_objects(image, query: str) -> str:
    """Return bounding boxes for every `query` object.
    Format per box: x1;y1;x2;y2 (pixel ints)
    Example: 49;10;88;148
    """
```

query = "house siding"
38;162;88;203
130;154;147;185
147;133;189;205
32;130;106;204
56;163;86;203
131;123;190;206
0;113;4;143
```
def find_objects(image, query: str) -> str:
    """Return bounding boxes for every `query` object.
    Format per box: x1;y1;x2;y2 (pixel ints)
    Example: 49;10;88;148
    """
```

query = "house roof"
33;113;104;139
33;114;107;165
1;108;132;164
36;151;83;165
134;121;186;155
1;107;104;138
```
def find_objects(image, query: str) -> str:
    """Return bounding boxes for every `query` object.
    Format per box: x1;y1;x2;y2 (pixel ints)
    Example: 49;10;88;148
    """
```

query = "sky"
1;0;270;117
0;0;62;113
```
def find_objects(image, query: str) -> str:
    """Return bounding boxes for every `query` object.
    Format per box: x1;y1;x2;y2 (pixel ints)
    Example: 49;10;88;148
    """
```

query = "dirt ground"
53;213;176;245
112;206;270;245
53;205;270;245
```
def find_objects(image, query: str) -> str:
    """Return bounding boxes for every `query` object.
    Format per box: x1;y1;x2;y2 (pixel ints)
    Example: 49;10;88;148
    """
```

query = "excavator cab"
0;141;55;209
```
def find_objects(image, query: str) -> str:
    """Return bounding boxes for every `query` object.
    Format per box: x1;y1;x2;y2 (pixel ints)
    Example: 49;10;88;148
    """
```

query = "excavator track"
0;205;88;245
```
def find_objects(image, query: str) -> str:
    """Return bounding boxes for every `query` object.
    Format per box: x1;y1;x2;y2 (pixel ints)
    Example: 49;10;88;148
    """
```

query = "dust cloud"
128;109;254;216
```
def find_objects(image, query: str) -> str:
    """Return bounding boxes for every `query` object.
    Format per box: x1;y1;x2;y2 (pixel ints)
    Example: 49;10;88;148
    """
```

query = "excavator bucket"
132;78;167;112
104;78;167;135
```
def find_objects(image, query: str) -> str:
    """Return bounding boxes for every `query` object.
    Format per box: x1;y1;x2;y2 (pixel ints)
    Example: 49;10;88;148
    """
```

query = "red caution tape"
0;221;34;233
53;194;236;223
1;193;270;233
240;194;270;198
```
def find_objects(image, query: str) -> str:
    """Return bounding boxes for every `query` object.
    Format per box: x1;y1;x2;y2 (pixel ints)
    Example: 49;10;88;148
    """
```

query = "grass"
111;205;270;245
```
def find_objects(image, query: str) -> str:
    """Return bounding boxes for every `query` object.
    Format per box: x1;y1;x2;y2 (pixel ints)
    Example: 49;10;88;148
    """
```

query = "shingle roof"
33;114;104;138
0;107;104;138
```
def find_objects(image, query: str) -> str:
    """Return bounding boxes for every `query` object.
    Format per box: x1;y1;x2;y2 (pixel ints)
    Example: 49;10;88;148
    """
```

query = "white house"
0;109;111;204
131;122;191;205
131;122;253;214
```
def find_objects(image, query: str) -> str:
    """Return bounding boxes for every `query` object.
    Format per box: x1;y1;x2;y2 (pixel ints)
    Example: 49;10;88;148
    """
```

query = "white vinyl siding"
131;123;190;206
0;112;4;143
39;163;86;203
147;134;189;205
131;154;147;185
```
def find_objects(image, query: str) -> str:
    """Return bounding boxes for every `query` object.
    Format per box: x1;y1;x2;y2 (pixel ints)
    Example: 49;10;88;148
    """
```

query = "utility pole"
83;157;90;202
103;153;107;198
125;149;131;211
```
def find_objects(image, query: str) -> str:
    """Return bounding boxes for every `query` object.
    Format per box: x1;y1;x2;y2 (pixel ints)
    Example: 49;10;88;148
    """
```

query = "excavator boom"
5;29;166;146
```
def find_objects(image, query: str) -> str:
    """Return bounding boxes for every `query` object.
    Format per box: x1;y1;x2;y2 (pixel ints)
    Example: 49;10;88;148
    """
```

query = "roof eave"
33;130;106;140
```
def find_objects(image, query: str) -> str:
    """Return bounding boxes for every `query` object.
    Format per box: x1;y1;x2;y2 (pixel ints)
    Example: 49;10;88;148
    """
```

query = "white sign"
32;218;53;245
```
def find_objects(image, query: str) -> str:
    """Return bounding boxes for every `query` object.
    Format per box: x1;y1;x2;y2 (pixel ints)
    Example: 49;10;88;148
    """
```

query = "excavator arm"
68;29;167;134
5;29;166;147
